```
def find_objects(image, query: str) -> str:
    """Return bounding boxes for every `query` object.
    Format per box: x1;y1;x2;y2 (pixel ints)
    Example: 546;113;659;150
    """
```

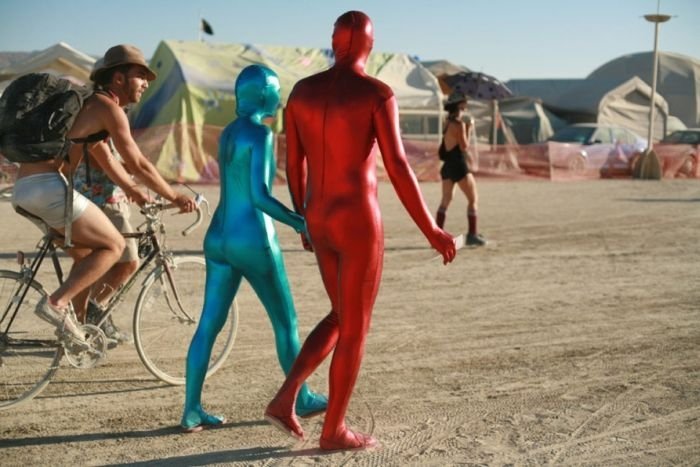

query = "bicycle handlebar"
181;205;204;236
141;193;211;236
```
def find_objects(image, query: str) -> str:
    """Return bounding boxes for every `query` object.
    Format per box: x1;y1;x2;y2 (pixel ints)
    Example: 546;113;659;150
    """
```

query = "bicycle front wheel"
0;270;63;411
133;256;238;385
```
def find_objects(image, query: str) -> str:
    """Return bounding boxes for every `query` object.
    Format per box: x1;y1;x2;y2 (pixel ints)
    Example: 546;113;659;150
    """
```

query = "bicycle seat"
13;205;44;223
13;205;62;240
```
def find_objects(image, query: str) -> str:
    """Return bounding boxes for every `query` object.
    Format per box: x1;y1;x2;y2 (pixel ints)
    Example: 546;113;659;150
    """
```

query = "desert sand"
1;179;699;466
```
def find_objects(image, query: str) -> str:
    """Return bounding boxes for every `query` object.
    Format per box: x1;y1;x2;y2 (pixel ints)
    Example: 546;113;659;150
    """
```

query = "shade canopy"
129;40;443;182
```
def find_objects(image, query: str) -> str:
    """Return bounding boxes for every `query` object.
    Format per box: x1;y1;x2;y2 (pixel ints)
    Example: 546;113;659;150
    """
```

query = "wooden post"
491;99;499;150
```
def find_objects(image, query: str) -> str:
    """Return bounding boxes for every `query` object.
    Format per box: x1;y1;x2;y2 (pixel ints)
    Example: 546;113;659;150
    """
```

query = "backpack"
0;73;92;163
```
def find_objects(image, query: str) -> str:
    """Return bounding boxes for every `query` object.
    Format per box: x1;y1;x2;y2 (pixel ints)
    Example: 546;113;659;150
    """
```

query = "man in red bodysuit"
265;10;457;451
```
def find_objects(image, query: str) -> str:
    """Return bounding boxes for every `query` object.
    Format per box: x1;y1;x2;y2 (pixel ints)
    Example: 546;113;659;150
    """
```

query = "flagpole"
635;0;671;180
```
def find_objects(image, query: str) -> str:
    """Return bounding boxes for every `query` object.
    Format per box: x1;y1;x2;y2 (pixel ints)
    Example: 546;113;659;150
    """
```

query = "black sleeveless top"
438;141;464;163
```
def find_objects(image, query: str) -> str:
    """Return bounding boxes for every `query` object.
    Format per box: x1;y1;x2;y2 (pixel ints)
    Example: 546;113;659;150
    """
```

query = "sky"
1;0;698;81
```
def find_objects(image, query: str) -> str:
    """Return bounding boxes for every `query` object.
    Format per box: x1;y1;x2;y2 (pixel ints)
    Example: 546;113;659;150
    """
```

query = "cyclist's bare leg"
91;260;138;305
64;247;91;322
49;203;124;310
66;248;137;321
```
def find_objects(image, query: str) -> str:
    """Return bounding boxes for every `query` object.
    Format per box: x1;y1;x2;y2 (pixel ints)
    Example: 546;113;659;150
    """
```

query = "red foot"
264;409;304;441
320;429;378;451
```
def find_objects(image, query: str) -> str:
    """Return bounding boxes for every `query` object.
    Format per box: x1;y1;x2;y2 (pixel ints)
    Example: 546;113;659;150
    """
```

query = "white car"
545;124;647;176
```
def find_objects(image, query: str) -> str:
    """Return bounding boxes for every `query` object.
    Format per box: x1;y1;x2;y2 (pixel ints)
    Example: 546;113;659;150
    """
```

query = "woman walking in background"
436;91;486;246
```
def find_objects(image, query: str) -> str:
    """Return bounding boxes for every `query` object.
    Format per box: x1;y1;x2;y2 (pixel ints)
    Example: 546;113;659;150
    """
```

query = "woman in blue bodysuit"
181;65;327;432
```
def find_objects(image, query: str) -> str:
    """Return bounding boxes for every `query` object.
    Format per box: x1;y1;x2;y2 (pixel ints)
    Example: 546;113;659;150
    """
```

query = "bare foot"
320;429;378;451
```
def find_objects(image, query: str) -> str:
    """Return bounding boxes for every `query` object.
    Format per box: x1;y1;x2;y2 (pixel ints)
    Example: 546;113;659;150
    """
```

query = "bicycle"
0;194;239;410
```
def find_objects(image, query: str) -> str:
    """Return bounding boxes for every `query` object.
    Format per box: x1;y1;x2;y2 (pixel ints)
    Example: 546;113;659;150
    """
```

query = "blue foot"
295;392;328;419
181;407;226;433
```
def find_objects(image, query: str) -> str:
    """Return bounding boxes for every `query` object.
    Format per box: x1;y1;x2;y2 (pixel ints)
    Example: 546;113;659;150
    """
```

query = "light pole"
635;12;671;179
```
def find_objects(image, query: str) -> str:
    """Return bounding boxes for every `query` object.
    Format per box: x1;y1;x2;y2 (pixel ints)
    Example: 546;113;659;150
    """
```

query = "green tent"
129;40;442;182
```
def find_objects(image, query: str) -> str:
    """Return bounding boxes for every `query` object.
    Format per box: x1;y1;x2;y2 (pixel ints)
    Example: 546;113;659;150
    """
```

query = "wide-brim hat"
90;44;156;82
444;90;467;106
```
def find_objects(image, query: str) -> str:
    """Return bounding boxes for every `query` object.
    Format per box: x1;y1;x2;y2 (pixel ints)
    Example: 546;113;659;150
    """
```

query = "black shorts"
440;157;470;182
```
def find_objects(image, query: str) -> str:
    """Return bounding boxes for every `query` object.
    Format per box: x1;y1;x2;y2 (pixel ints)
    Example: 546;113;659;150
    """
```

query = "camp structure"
129;40;442;183
465;96;568;145
508;51;700;136
0;42;95;95
586;51;700;129
551;76;674;141
505;79;583;109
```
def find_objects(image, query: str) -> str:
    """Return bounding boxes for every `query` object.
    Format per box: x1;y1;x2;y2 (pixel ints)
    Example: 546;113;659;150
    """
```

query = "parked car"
661;129;700;145
519;123;647;177
654;129;700;178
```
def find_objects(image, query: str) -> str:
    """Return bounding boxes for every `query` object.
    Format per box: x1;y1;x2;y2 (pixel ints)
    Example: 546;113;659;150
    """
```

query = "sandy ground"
0;179;699;466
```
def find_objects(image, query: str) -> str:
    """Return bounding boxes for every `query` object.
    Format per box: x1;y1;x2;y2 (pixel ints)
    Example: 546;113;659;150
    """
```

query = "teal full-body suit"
181;65;327;430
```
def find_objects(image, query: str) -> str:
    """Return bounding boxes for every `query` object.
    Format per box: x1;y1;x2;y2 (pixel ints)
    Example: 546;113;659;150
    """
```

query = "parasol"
443;71;514;147
442;71;513;100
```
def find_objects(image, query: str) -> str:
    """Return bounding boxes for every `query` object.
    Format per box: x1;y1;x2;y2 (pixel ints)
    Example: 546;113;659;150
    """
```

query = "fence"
1;133;697;187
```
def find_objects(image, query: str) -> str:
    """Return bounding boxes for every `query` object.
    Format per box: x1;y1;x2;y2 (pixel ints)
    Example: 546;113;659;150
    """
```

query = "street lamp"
635;12;671;179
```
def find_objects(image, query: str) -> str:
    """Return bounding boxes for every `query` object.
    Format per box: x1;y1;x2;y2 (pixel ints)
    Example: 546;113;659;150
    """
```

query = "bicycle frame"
1;193;236;403
87;232;161;328
0;233;62;350
88;204;201;328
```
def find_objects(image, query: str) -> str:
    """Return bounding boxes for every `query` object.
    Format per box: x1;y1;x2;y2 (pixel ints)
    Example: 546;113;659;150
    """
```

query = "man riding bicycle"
11;44;197;342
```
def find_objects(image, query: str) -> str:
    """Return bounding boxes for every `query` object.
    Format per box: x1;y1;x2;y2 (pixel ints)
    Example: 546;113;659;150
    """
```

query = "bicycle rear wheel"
0;270;63;411
133;256;238;385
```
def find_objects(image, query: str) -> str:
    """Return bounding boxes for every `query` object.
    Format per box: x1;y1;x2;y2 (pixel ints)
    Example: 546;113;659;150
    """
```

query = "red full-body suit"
265;11;456;450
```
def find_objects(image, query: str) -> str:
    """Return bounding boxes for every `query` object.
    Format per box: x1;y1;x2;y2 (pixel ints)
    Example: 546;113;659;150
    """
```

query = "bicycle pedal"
62;324;109;369
56;331;89;349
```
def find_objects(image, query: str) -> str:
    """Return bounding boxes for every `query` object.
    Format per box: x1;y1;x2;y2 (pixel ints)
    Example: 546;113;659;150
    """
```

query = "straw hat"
90;44;156;82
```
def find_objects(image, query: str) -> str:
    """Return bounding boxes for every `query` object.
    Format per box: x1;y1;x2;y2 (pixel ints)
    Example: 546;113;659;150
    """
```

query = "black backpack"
0;73;92;163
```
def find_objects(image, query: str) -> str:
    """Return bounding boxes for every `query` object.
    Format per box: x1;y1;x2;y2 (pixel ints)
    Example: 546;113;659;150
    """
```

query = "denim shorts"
12;172;90;229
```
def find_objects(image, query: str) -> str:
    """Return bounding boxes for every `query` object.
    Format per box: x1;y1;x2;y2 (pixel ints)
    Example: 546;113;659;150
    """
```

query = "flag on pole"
201;18;214;35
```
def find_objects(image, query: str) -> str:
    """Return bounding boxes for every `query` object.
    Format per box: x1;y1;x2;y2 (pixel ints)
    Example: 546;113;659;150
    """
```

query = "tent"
505;79;583;108
506;52;700;133
552;76;671;141
0;42;95;95
129;40;442;182
470;97;568;145
366;52;442;110
596;77;685;138
586;51;700;128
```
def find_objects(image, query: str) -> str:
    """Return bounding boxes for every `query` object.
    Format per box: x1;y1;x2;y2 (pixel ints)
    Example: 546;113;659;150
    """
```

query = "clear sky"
1;0;698;81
